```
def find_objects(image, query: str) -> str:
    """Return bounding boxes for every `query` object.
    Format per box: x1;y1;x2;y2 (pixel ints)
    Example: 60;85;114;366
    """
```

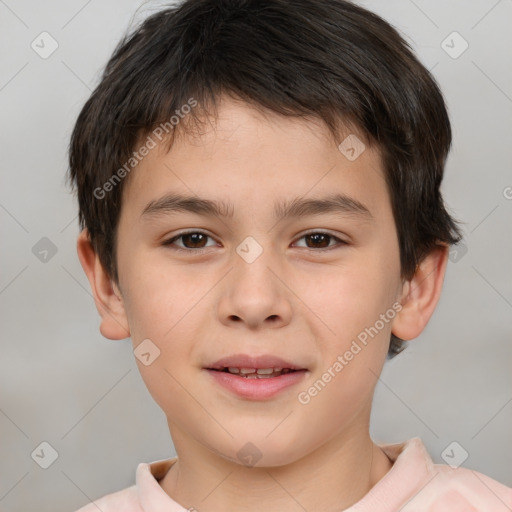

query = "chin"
218;434;307;469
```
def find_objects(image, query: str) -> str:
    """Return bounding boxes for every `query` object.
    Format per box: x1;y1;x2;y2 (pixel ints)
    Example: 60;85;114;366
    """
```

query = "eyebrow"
141;192;373;222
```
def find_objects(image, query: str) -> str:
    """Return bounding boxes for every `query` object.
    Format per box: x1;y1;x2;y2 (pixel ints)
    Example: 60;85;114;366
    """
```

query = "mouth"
204;354;308;400
206;353;307;373
208;367;300;378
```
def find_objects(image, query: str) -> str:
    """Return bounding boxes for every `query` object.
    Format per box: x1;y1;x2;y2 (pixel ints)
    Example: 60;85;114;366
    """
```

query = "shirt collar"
136;438;434;511
136;456;186;511
343;437;435;511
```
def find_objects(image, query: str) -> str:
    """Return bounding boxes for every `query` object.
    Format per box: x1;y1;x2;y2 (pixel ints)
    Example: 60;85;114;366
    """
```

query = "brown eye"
181;233;208;248
163;231;217;251
293;231;347;250
305;233;331;248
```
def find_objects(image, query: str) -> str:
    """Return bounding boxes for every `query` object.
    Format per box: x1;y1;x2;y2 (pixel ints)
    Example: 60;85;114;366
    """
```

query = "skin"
78;95;448;511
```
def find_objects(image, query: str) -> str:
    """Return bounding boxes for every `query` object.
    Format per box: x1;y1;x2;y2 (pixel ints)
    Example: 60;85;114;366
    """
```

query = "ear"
76;229;130;340
392;244;449;341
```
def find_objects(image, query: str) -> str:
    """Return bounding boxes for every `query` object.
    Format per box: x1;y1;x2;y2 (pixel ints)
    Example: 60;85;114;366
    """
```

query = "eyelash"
162;230;347;254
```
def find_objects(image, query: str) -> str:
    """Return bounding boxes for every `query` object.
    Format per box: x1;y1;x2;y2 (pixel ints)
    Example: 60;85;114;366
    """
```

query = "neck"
159;424;393;512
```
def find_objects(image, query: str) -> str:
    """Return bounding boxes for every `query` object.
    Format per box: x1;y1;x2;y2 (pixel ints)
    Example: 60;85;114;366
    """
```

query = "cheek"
294;265;397;433
119;253;211;380
121;255;204;340
302;250;400;382
290;340;382;457
306;257;398;339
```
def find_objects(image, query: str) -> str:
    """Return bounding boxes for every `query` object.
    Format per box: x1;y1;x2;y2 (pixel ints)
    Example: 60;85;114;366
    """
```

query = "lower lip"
205;369;307;400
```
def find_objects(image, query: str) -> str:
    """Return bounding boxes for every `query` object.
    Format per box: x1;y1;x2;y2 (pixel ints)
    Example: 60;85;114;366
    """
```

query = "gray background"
0;1;511;511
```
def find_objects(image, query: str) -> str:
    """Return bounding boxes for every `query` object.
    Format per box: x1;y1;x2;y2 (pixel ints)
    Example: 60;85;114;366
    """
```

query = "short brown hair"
67;0;464;357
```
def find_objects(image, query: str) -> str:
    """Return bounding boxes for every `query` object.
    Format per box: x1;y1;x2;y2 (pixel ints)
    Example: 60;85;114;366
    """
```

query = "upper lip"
206;354;307;371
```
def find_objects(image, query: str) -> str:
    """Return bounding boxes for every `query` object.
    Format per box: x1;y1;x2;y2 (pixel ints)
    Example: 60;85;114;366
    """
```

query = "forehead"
122;97;390;223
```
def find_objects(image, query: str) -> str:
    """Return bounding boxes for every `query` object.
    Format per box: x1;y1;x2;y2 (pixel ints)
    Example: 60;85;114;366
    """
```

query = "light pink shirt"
74;437;512;511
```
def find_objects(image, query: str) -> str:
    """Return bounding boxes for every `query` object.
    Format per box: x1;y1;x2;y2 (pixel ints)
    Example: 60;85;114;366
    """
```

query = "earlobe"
391;245;449;341
76;229;130;340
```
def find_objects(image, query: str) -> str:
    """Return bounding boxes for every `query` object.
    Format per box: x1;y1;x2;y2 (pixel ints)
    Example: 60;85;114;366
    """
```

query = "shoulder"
376;437;511;512
72;458;180;512
404;464;512;512
73;484;142;512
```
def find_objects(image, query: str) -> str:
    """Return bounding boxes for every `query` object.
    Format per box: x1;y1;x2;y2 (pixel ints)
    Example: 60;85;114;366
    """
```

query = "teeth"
226;367;288;373
223;367;297;378
239;368;256;374
256;368;274;375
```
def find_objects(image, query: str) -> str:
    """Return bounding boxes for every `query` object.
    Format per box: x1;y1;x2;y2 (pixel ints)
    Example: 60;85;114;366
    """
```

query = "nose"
216;246;293;330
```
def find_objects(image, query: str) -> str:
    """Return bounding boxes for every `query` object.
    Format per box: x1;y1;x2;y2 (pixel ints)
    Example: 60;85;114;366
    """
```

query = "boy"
68;0;512;510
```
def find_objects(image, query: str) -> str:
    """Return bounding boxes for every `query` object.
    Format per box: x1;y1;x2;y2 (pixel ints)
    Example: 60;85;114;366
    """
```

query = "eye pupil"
184;233;207;248
306;233;330;248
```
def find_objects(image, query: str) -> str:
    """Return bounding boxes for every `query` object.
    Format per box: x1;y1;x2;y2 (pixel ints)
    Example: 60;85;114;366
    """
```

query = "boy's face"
112;96;405;465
